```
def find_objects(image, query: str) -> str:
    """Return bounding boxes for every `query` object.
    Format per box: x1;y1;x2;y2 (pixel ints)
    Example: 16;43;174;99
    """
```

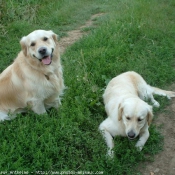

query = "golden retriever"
99;71;175;157
0;30;65;121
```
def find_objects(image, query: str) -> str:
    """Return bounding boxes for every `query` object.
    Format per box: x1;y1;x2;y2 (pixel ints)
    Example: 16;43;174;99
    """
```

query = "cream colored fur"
99;71;175;157
0;30;65;121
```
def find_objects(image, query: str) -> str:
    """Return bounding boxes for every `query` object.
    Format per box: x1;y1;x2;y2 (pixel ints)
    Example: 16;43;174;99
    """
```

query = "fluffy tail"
152;87;175;99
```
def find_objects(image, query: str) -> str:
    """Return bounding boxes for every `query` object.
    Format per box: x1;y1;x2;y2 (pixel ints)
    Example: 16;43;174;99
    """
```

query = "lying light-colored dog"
0;30;65;121
99;71;175;157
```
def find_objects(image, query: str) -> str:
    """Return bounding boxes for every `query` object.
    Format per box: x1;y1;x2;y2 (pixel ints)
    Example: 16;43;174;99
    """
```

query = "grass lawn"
0;0;175;174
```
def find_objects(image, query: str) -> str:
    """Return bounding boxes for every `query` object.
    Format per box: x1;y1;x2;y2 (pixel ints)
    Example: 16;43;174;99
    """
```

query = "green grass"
0;0;175;174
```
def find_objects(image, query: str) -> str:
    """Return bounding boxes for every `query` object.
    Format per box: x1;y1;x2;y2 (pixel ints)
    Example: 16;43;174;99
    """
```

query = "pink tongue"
42;56;51;65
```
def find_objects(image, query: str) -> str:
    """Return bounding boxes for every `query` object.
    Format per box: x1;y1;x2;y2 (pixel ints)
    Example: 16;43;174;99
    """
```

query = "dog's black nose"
127;131;136;139
38;47;47;55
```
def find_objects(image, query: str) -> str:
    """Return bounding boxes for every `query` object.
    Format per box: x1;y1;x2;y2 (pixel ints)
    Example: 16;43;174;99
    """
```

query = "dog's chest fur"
25;66;63;99
12;53;64;101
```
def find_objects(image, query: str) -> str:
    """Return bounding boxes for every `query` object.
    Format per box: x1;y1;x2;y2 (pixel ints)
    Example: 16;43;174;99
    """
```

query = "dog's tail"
152;87;175;99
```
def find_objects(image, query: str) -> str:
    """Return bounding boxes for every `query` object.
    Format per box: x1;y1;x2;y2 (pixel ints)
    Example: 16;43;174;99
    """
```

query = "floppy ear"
20;37;27;56
49;30;58;43
52;33;58;42
147;105;153;126
118;103;123;121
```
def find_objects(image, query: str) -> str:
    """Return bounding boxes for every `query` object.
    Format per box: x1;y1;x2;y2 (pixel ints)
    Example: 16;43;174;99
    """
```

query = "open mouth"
33;48;54;65
41;55;52;65
40;48;53;65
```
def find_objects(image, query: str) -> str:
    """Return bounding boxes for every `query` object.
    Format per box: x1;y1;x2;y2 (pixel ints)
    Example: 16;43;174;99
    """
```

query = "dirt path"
59;13;103;54
59;13;175;175
140;85;175;175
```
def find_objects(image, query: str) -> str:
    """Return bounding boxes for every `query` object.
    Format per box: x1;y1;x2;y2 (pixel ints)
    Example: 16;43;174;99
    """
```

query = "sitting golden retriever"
99;71;175;157
0;30;65;121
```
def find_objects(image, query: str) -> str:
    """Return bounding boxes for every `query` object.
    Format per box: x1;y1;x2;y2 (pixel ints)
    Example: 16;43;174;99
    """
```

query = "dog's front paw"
107;149;114;159
135;143;143;151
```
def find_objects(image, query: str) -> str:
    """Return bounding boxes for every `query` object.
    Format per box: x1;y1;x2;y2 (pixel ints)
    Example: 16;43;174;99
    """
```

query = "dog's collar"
45;74;49;80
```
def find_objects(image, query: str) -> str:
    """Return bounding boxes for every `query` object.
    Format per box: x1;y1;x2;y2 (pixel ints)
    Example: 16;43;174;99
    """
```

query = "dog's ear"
118;103;123;121
147;105;153;126
20;36;27;56
49;30;58;43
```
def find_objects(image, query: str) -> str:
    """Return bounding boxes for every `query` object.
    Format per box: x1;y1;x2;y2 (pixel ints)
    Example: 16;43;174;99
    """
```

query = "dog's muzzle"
38;47;54;65
127;130;136;140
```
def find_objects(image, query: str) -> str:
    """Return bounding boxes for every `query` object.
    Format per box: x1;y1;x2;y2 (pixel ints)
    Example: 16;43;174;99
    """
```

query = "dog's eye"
31;42;35;46
138;118;142;122
126;117;130;120
43;37;48;41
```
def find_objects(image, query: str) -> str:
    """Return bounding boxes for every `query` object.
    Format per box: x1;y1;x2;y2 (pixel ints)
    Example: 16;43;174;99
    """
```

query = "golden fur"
0;30;65;121
99;71;175;157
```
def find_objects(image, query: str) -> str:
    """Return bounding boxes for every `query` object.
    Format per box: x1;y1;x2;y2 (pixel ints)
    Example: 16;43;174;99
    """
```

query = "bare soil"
59;13;175;175
140;85;175;175
59;13;104;54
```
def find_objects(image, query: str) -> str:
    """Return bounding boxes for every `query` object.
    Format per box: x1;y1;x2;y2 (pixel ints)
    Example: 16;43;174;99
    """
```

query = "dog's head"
20;30;58;65
118;98;153;140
